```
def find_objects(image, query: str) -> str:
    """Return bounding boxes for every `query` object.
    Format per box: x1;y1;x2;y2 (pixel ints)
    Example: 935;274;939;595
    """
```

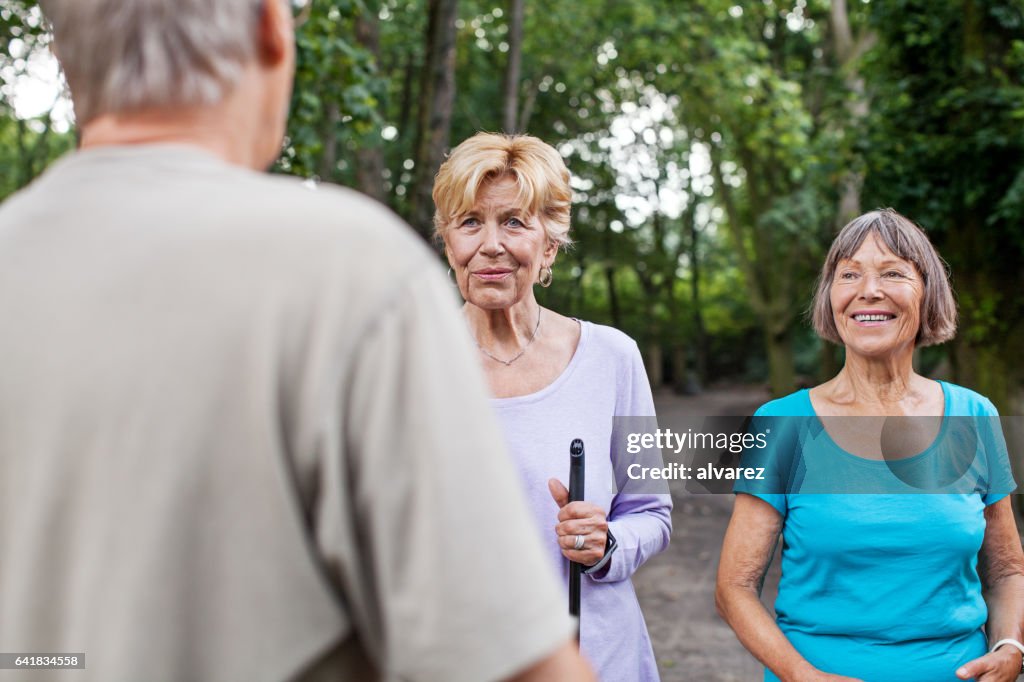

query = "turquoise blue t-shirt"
734;382;1017;682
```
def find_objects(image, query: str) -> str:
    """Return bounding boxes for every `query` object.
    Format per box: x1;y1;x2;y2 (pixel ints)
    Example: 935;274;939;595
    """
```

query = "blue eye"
507;217;525;228
460;217;480;228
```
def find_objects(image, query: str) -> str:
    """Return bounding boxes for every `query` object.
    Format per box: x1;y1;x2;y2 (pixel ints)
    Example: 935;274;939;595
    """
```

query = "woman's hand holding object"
548;478;607;567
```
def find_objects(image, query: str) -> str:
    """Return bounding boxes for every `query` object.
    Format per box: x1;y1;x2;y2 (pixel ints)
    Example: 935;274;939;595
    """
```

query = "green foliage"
4;0;1023;398
0;0;73;201
862;0;1024;408
0;114;73;198
277;0;386;180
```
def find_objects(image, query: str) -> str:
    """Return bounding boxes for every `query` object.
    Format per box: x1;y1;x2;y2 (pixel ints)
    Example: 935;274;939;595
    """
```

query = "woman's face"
830;233;925;358
443;175;557;310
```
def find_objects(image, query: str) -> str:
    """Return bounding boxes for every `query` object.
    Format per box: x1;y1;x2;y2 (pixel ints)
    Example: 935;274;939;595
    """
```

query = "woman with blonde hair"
433;132;672;681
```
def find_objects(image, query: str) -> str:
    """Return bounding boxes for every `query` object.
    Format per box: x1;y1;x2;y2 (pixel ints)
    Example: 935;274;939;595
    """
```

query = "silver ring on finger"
574;534;585;550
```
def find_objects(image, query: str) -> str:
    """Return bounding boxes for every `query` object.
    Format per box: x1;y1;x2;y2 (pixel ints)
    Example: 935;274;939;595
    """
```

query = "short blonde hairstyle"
432;132;572;248
811;208;958;347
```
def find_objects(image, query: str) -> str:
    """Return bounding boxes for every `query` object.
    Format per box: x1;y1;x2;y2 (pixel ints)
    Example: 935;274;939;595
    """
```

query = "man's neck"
79;106;263;170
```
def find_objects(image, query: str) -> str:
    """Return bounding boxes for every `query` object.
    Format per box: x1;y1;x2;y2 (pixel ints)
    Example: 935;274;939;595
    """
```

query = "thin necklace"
475;309;542;366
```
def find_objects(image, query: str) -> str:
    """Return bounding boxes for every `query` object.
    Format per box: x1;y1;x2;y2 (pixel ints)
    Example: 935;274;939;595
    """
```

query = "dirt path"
634;385;779;681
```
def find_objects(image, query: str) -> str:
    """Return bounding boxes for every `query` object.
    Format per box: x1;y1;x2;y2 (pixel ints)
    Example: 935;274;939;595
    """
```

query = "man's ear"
257;0;292;66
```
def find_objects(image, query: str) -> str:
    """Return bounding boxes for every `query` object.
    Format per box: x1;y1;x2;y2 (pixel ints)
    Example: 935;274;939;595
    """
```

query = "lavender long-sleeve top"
491;320;673;682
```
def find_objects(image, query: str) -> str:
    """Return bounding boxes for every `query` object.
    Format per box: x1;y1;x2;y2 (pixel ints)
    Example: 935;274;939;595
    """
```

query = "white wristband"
990;638;1024;655
989;638;1024;673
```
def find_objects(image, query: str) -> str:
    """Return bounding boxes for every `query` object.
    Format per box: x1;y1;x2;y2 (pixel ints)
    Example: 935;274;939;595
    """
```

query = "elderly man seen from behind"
0;1;593;681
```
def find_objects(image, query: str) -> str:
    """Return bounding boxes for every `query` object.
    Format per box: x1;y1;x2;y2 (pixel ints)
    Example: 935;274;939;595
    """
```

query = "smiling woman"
717;208;1024;682
811;209;957;352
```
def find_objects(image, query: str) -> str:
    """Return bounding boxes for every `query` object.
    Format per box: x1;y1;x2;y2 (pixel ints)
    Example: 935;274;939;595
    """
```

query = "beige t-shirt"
0;145;574;682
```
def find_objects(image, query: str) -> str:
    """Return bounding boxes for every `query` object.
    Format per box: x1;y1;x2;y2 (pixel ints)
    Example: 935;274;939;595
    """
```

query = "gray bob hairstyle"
39;0;265;124
811;208;958;347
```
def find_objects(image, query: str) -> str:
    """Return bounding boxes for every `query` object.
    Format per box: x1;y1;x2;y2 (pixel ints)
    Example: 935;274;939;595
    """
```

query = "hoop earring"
538;266;553;288
447;267;453;281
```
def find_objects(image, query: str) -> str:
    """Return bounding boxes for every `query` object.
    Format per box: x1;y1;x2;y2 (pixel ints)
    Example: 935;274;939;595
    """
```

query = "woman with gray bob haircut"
717;209;1024;681
810;210;957;348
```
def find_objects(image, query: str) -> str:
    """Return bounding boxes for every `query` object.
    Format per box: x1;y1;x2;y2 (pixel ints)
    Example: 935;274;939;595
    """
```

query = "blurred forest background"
2;0;1023;412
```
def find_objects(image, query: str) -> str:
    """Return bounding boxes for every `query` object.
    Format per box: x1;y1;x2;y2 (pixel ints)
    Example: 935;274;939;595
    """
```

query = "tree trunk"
29;119;52;181
355;147;387;202
410;0;458;240
398;50;416;146
354;0;386;201
573;249;586;311
16;118;30;188
502;0;525;133
604;265;621;330
942;167;1024;413
646;343;664;391
711;151;795;395
952;288;1013;411
518;80;538;133
671;345;689;395
319;103;341;182
830;0;874;229
687;201;707;386
818;341;841;383
765;325;795;398
959;0;1024;524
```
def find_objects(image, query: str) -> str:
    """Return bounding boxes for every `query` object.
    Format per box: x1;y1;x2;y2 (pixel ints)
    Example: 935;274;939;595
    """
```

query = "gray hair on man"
40;0;266;124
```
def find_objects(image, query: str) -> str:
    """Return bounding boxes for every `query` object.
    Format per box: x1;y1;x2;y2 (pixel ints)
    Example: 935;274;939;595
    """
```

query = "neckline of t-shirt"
490;319;588;408
800;380;952;467
56;142;233;175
